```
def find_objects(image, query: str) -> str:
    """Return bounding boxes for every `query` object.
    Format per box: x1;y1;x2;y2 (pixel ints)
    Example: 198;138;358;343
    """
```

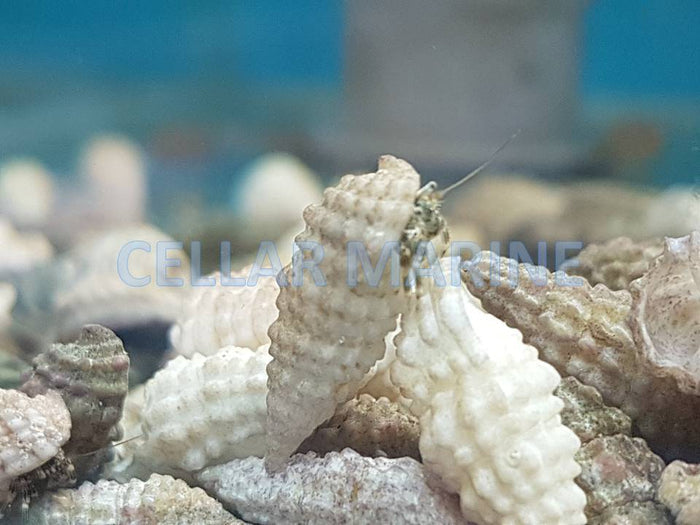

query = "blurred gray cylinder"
336;0;589;171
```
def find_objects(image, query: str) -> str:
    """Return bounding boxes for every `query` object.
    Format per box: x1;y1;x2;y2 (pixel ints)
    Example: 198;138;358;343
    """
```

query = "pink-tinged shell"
27;473;239;524
463;249;700;460
570;236;663;290
630;232;700;395
170;267;279;358
21;325;129;461
197;449;466;524
0;389;71;505
265;155;421;469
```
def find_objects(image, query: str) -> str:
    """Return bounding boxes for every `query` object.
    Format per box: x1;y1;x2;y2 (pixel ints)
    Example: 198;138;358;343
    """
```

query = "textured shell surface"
27;473;240;525
266;155;444;469
50;224;190;339
569;236;663;290
197;448;466;525
169;266;279;358
463;250;700;459
575;434;666;520
391;259;586;525
555;377;632;444
298;393;420;460
0;389;70;504
138;345;270;475
357;321;407;404
657;460;700;525
0;219;53;278
21;324;129;460
629;232;700;395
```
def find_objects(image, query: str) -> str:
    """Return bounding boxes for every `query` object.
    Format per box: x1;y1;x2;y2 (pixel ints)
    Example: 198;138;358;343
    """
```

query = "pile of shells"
1;153;698;524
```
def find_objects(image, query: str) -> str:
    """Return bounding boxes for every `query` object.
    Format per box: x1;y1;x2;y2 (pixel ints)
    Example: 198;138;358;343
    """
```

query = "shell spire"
21;325;129;475
265;155;442;469
391;258;586;524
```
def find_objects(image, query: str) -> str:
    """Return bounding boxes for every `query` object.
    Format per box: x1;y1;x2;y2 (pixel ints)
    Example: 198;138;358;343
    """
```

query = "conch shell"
169;267;279;358
391;259;586;524
463;232;700;459
265;155;449;469
197;448;465;524
136;345;270;477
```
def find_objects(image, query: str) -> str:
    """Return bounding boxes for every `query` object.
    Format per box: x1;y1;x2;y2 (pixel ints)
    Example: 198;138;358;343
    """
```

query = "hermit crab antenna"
439;129;522;197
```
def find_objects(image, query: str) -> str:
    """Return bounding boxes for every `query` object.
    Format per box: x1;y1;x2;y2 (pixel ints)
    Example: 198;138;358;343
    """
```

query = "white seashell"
136;345;270;476
0;389;71;506
265;155;449;470
0;159;54;229
27;473;239;524
645;187;700;238
51;224;190;339
358;322;408;405
391;259;586;524
197;448;466;524
0;219;53;278
79;135;147;225
232;152;323;232
169;267;279;358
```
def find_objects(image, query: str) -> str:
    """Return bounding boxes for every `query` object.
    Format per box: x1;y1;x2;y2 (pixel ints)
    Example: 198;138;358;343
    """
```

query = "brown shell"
463;249;700;460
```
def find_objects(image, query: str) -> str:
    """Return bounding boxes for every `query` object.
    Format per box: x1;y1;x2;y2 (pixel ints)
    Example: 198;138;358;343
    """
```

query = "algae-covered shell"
197;449;465;525
463;249;700;460
27;473;239;524
170;267;279;358
570;236;663;290
393;262;585;524
575;434;666;520
266;155;436;469
629;232;700;396
137;345;270;476
298;393;420;460
555;376;632;444
21;325;129;460
0;389;71;505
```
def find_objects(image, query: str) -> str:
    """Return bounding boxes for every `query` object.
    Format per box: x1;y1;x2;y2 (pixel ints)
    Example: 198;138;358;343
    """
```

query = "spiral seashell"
391;261;585;524
0;389;71;507
629;232;700;395
266;155;450;469
0;219;53;279
169;267;279;358
569;236;663;290
20;325;129;474
27;473;239;524
136;345;270;477
197;448;466;524
298;393;420;460
463;245;700;459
